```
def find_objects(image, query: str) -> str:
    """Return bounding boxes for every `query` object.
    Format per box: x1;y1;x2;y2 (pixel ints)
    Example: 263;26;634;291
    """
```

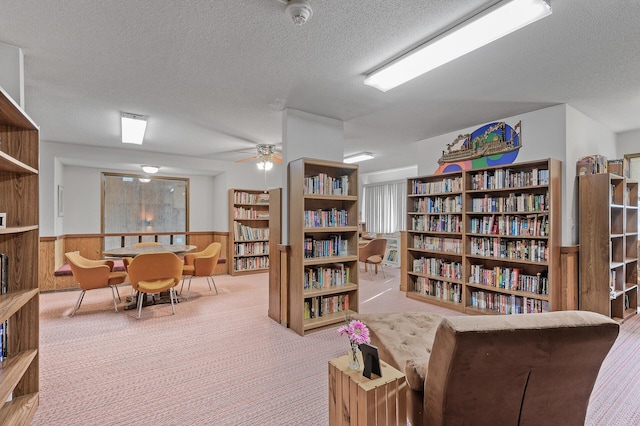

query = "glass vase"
349;341;360;370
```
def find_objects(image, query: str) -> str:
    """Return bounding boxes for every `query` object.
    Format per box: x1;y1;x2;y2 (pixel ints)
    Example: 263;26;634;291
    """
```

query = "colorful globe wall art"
434;121;522;174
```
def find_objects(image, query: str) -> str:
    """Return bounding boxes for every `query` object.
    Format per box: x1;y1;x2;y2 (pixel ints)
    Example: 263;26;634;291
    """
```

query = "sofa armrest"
405;356;431;392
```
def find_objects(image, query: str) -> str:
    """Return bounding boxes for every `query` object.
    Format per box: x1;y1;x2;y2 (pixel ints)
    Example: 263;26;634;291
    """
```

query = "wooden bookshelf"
228;189;272;276
405;158;562;315
0;86;40;424
288;158;359;336
579;173;638;322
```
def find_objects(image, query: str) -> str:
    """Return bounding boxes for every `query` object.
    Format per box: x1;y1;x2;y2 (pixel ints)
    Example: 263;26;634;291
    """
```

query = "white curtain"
363;180;407;234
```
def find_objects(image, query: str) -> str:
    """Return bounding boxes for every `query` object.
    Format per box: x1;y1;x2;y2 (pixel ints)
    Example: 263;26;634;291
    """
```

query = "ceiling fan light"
258;160;274;171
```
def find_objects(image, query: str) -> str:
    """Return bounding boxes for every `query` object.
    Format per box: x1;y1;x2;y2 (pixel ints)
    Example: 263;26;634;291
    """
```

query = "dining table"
102;244;197;310
102;244;197;258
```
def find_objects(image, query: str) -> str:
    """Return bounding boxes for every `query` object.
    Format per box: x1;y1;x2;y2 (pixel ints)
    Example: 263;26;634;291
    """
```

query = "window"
362;180;407;234
102;173;189;249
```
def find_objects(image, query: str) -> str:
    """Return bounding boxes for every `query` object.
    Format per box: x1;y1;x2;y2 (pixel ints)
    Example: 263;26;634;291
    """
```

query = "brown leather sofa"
355;311;619;426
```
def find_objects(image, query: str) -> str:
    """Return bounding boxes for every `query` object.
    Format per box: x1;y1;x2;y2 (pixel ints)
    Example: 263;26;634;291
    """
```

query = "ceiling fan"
235;144;283;170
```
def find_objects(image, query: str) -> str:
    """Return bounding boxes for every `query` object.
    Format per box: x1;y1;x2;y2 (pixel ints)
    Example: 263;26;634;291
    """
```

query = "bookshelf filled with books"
228;189;271;276
406;159;562;315
0;87;40;423
288;158;359;336
579;173;638;322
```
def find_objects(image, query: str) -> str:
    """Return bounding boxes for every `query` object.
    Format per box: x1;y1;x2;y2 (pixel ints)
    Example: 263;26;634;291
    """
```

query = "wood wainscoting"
39;231;229;291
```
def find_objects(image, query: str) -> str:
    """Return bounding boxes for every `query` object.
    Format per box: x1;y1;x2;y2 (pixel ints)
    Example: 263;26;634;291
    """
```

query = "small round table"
103;244;197;258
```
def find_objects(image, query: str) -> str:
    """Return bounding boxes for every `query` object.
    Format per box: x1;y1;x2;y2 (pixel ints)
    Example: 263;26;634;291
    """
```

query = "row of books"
234;241;269;256
413;277;462;303
469;168;549;190
304;294;349;319
412;195;462;213
233;191;269;205
469;237;548;262
412;235;462;253
304;235;349;258
233;256;269;271
470;192;548;213
304;208;348;228
576;155;609;176
232;221;269;241
303;173;350;196
470;290;549;314
413;257;462;280
304;264;350;290
468;265;548;295
233;206;269;220
411;176;463;195
411;214;462;233
469;214;550;237
385;249;398;263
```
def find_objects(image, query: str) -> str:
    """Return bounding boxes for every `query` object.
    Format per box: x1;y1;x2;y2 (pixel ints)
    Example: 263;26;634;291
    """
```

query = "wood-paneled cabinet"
228;189;271;276
579;173;638;322
288;158;359;335
0;87;40;423
406;158;562;315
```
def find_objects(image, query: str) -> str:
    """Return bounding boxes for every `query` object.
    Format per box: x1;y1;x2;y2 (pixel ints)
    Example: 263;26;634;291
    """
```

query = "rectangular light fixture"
121;112;148;144
364;0;552;92
344;152;374;164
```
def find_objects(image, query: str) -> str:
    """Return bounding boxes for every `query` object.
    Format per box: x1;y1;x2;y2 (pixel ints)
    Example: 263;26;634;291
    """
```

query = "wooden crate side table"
328;354;407;426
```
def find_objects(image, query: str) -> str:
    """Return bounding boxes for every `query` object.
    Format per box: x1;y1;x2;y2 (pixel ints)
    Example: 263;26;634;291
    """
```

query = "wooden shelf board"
0;392;39;425
0;350;38;405
304;226;358;233
466;184;548;194
304;283;358;298
0;225;39;235
623;308;638;320
303;194;357;202
231;267;268;275
0;152;38;174
303;310;355;332
466;232;549;240
466;254;548;266
408;230;463;236
464;306;502;315
408;211;462;216
233;253;269;258
407;248;463;257
0;289;39;324
233;218;269;221
234;238;270;243
303;255;358;266
408;191;463;197
467;210;549;216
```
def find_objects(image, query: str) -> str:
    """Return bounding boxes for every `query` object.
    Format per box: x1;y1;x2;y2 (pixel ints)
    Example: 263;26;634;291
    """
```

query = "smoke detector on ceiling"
284;0;313;26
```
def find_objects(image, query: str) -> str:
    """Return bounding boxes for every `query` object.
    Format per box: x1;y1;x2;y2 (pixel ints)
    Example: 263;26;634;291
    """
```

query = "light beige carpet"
33;267;640;425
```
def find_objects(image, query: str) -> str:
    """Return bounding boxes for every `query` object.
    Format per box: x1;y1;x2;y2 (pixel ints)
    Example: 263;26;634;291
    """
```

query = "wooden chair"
358;238;388;278
127;252;183;319
65;252;128;316
181;242;221;299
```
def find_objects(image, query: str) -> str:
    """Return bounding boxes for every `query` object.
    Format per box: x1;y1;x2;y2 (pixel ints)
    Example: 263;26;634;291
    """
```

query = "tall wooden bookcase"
0;87;40;423
228;189;271;276
579;173;638;322
406;158;562;315
288;158;359;336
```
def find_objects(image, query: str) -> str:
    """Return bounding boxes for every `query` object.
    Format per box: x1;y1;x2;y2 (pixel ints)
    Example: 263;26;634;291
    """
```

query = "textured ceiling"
1;0;639;174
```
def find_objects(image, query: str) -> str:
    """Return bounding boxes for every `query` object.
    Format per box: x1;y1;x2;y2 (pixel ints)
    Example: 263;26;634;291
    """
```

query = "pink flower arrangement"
338;319;371;345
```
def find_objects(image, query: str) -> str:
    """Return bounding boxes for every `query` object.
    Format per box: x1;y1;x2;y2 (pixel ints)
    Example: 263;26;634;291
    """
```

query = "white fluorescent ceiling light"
364;0;552;92
121;112;148;144
344;152;374;164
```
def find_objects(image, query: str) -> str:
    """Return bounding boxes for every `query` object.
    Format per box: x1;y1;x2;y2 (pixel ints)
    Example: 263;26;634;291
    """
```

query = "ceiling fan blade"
235;155;259;163
272;156;283;164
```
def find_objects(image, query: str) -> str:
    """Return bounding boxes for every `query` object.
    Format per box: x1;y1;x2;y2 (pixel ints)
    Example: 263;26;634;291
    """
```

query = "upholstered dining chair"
181;242;221;300
358;238;388;278
65;252;128;316
127;252;184;319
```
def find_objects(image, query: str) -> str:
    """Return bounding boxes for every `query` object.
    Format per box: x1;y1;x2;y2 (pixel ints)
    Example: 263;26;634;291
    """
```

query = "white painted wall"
0;42;24;107
39;141;282;236
617;129;640;155
280;109;345;243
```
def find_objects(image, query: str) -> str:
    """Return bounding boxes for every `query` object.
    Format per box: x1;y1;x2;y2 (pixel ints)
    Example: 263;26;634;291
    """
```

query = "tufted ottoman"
354;312;444;425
